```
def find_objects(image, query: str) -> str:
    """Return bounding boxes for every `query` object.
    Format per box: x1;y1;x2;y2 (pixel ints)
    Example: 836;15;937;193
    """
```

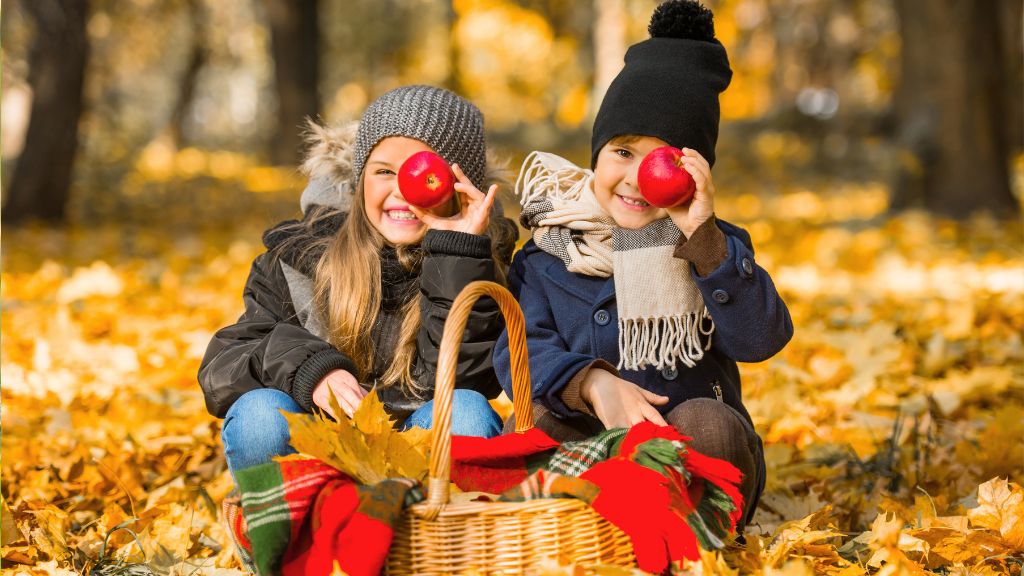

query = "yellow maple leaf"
283;389;430;484
765;506;847;565
967;477;1024;551
864;512;929;574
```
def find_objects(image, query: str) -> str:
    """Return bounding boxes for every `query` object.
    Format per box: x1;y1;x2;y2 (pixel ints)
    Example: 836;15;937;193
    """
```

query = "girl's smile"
364;136;451;244
383;205;420;225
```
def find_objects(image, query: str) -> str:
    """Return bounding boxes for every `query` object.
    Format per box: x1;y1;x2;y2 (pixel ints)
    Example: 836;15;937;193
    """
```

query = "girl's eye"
376;168;395;176
614;148;632;159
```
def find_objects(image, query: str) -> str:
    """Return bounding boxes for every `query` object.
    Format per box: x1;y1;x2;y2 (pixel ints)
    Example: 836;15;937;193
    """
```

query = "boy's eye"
614;148;632;159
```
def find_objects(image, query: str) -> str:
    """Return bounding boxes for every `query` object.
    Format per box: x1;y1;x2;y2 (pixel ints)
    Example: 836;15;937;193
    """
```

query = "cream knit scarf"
516;151;713;370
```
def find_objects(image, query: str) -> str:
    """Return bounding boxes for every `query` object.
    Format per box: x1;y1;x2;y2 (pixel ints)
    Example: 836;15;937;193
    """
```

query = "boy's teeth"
388;210;417;220
620;195;649;207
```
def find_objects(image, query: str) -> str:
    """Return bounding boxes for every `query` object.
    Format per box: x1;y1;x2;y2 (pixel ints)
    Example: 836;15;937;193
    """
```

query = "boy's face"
592;135;670;229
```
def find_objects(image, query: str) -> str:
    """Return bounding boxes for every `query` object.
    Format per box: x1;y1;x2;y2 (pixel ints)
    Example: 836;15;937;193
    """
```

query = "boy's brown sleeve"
558;359;619;417
673;215;728;276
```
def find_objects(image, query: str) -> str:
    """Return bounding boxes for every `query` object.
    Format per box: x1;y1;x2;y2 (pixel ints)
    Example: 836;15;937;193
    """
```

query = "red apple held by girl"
398;151;456;209
637;146;697;208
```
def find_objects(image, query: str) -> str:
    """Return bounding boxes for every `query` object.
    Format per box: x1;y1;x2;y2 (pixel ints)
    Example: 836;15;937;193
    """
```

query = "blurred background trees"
1;0;1021;225
3;0;89;224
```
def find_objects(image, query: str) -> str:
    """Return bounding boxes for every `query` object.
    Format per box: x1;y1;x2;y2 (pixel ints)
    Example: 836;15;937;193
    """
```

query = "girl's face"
592;135;670;229
363;136;450;245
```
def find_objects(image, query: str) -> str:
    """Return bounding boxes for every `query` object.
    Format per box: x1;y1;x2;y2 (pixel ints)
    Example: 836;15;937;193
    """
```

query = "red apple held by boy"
637;146;697;208
398;151;456;209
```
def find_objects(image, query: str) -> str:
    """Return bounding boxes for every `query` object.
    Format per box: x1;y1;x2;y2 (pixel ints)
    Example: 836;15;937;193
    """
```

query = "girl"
199;85;518;478
494;1;793;530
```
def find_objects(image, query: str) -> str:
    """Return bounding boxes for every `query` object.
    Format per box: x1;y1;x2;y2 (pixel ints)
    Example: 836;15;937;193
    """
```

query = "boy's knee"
667;398;763;528
666;398;750;458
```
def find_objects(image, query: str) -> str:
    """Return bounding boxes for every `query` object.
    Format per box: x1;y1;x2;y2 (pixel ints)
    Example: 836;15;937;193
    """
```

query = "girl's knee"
450;389;489;410
225;388;302;423
222;389;302;472
450;389;502;438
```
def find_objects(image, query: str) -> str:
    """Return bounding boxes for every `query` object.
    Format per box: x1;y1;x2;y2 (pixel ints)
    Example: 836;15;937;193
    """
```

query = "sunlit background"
2;1;1023;574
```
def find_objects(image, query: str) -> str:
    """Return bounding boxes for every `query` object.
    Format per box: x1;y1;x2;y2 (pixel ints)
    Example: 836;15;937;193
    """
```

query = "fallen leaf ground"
2;168;1022;575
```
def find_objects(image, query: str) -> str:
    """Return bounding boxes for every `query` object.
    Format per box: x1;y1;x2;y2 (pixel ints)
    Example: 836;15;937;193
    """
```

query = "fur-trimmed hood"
264;120;519;274
297;119;511;216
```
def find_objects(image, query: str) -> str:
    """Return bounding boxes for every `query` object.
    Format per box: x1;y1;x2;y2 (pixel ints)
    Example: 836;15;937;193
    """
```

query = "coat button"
593;309;610;325
741;257;753;276
661;366;678;380
711;289;730;304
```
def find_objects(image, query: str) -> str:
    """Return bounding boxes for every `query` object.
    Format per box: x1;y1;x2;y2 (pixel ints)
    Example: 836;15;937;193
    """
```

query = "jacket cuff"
292;348;358;412
673;216;728;276
559;359;618;418
423;229;493;259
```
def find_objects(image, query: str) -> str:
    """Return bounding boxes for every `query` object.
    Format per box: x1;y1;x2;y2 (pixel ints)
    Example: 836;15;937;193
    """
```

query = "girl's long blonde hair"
290;124;513;397
313;175;426;396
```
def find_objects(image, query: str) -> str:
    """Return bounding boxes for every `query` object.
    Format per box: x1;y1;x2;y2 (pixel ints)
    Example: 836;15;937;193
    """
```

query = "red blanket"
233;423;742;575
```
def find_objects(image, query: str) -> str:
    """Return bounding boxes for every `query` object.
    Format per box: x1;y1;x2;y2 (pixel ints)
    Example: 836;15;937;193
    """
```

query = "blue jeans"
221;388;502;477
401;389;503;438
221;388;302;478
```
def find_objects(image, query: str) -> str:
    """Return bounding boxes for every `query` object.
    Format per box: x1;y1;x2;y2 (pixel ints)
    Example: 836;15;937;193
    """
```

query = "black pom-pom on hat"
648;0;716;42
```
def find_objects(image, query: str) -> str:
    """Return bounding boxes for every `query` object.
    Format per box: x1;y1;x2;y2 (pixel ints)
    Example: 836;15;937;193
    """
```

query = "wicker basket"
385;281;635;575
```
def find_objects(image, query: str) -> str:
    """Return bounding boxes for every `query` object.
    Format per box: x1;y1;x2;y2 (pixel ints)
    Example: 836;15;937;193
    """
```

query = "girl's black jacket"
197;209;517;420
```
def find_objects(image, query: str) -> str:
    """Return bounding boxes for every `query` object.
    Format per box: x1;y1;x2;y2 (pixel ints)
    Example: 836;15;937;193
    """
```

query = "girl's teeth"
388;211;417;221
620;196;649;207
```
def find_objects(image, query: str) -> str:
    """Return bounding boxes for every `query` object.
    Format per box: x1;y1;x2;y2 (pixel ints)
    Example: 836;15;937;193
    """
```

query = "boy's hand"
579;369;669;429
312;369;367;419
666;147;715;239
409;163;496;236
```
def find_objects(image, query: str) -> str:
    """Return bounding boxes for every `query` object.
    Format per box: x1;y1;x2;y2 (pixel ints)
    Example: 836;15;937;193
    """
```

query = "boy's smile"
592;135;671;229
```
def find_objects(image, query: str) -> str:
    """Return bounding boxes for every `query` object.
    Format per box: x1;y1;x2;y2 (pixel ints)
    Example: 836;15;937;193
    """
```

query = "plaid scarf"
516;151;714;370
546;427;628;476
233;458;423;576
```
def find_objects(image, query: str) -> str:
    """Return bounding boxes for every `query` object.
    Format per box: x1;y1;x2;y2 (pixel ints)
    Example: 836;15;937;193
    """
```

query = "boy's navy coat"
494;219;793;427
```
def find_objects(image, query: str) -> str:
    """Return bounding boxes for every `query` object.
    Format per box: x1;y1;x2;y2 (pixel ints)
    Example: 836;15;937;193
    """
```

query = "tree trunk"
891;0;1020;218
997;0;1023;159
263;0;320;165
3;0;90;225
166;0;209;148
592;0;627;109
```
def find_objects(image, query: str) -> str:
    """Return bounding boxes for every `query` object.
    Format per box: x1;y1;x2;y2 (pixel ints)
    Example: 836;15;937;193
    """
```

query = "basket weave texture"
385;281;636;575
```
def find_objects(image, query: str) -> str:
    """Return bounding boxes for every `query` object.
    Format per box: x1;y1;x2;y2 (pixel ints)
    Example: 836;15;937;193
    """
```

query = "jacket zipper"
711;381;723;402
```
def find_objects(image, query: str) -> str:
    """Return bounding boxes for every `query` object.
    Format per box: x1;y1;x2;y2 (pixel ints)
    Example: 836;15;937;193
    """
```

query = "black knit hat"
591;0;732;168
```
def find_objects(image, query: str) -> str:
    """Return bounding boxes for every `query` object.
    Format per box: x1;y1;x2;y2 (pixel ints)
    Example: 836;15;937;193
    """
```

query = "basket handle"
420;280;534;520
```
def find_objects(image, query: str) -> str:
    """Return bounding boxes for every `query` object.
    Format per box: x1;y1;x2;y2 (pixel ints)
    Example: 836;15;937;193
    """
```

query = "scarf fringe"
617;309;715;371
516;151;593;206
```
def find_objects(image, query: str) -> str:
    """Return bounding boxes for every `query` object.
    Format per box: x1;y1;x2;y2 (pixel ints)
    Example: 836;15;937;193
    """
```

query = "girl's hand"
666;148;715;239
409;163;497;236
312;369;367;419
579;369;669;429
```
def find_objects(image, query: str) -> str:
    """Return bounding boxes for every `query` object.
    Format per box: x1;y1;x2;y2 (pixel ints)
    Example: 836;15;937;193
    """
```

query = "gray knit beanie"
352;85;487;189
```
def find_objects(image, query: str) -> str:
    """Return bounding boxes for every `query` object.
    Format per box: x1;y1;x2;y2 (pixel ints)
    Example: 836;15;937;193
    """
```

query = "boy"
494;0;793;528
